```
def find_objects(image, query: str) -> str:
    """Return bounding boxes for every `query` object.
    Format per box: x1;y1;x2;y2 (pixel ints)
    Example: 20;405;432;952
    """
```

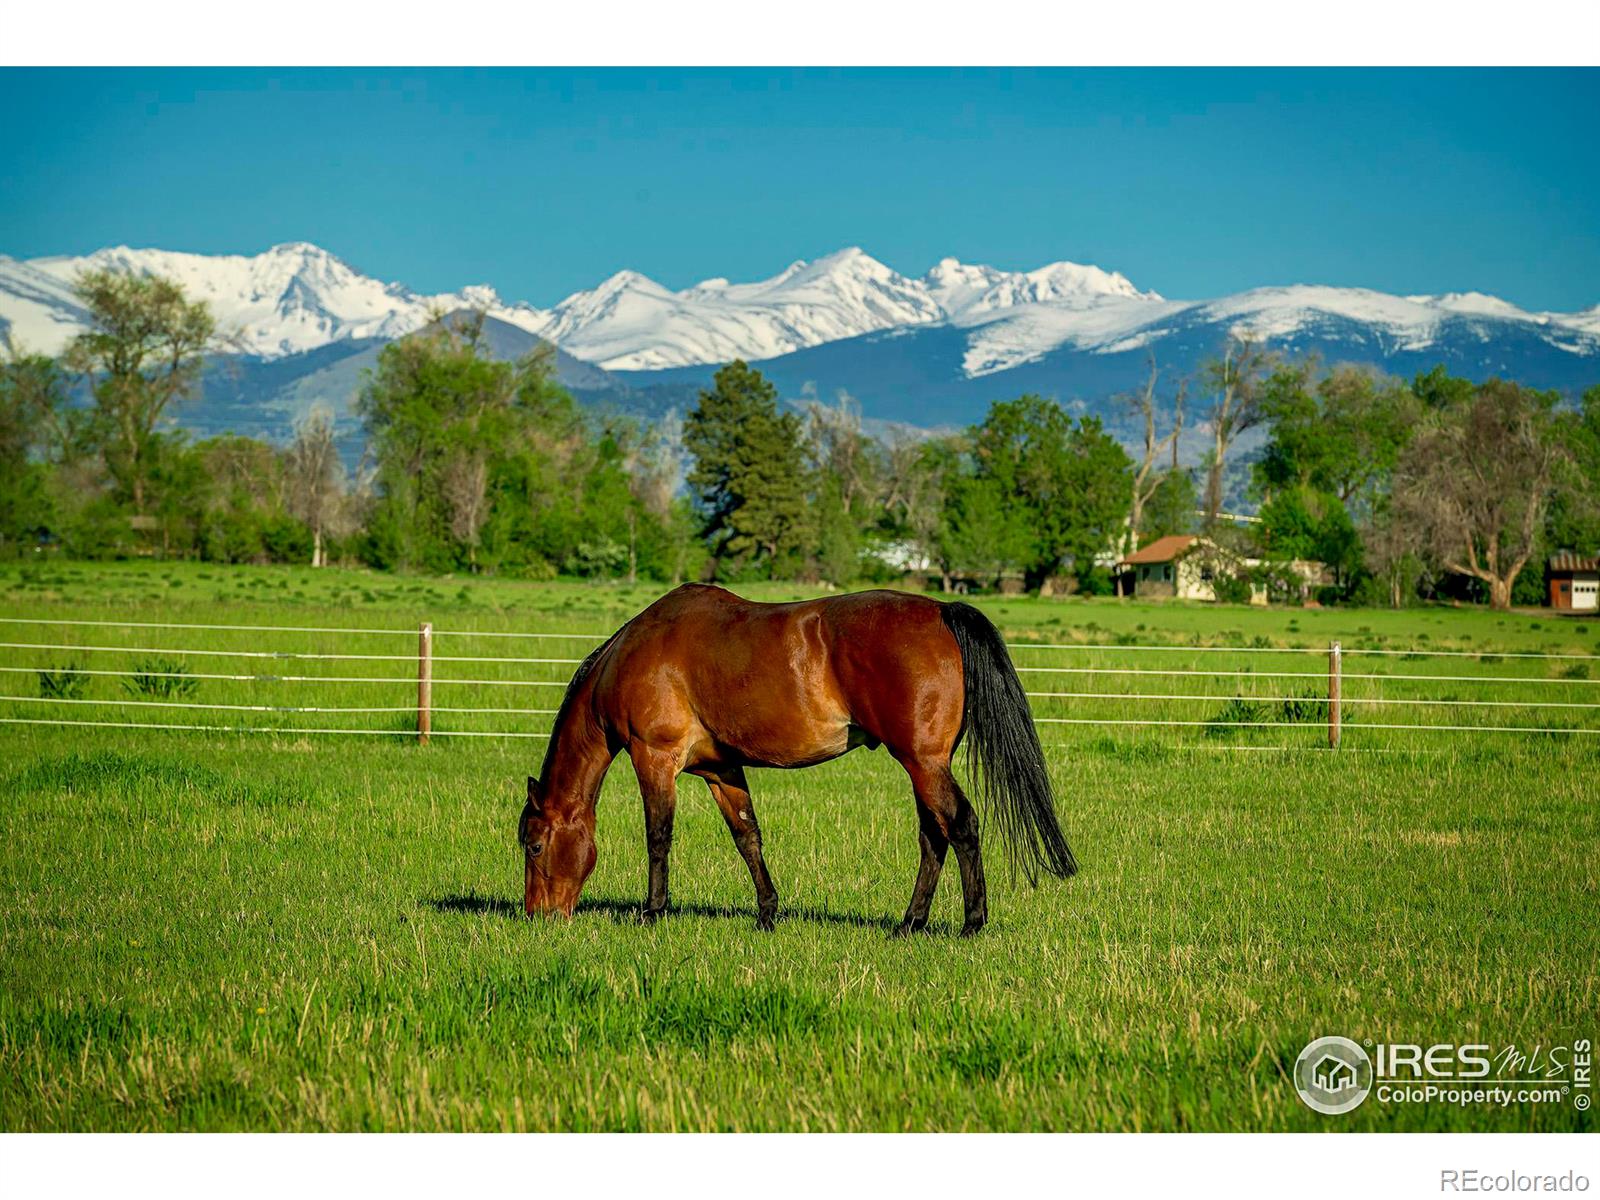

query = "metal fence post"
418;621;433;746
1328;640;1342;750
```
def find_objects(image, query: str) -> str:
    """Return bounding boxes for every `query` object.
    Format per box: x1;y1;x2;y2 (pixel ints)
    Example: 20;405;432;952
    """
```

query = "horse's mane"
536;627;622;776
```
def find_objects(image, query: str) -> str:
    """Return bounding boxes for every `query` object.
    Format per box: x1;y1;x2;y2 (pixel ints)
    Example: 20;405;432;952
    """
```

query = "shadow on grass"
423;891;905;933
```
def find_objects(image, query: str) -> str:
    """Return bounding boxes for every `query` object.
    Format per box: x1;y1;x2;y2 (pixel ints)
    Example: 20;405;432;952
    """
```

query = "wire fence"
1;613;1597;749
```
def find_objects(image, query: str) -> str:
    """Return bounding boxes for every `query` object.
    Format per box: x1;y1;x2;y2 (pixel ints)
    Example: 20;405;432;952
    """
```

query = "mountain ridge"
4;241;1594;378
3;241;1596;451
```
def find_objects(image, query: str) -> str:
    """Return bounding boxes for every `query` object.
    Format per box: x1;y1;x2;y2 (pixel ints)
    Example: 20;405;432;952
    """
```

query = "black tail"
941;601;1077;883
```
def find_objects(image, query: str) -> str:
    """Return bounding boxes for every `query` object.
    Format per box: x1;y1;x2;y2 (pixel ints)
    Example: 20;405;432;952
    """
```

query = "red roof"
1119;535;1198;566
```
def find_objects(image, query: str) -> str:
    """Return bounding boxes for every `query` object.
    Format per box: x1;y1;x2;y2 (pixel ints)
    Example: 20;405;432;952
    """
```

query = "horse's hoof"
755;912;776;932
639;906;666;925
958;919;986;937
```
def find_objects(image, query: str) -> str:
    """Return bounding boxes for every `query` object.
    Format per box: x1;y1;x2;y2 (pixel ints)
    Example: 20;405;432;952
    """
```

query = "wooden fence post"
1328;640;1342;750
418;621;433;746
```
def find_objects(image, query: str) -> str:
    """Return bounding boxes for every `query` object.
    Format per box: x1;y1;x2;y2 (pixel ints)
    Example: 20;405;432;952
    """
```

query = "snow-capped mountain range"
6;241;1595;377
3;241;1596;445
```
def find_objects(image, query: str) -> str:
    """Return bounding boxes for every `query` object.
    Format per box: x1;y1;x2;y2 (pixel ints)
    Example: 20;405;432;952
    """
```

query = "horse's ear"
526;775;543;816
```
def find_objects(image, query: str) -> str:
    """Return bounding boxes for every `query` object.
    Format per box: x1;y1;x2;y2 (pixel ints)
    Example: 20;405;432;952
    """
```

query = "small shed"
1548;553;1600;611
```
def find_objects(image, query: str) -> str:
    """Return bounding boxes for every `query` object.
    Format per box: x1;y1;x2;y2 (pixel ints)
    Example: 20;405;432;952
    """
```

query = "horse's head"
519;775;597;918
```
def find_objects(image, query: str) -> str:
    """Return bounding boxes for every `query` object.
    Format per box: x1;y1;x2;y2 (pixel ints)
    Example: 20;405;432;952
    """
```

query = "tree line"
2;270;1596;609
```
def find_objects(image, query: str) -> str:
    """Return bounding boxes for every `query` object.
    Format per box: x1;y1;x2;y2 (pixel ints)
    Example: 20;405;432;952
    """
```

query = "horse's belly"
706;712;854;770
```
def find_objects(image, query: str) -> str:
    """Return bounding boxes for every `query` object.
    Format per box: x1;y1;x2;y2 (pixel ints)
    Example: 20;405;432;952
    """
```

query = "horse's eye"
527;842;544;857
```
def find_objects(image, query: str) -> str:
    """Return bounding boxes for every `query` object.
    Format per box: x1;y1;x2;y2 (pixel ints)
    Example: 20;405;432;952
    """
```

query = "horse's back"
595;585;964;767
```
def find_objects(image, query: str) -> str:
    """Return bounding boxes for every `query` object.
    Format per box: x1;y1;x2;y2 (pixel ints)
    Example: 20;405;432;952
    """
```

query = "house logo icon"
1294;1036;1373;1114
1313;1054;1357;1093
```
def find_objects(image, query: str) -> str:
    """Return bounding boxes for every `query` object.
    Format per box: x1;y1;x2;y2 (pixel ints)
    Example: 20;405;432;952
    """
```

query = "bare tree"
1123;356;1185;559
627;411;684;521
883;428;954;590
618;412;690;585
440;450;490;571
1393;380;1568;610
880;428;921;519
206;436;285;512
1200;332;1274;524
283;406;345;567
1361;504;1428;608
805;390;875;512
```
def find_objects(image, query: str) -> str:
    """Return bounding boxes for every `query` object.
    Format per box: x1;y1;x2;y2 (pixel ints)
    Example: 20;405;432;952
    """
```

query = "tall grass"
0;561;1595;1131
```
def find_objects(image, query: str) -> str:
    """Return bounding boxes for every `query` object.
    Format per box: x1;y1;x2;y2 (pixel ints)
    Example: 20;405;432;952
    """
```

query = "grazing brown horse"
518;584;1076;935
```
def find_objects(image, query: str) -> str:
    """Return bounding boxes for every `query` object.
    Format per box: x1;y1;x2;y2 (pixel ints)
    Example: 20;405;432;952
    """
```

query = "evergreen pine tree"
684;361;811;576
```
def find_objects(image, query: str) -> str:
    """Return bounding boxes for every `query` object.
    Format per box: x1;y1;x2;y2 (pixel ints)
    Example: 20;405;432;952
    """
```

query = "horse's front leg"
700;765;778;930
629;746;679;923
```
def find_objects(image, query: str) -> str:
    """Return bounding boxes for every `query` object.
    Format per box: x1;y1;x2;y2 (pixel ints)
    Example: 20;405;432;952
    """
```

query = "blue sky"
2;68;1596;311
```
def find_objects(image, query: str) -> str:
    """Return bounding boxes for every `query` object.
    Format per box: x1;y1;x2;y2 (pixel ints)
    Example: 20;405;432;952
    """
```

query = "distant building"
1548;553;1599;611
1115;534;1329;605
1116;535;1237;602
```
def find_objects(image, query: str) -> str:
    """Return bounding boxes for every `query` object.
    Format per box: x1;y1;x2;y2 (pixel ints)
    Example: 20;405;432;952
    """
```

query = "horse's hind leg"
629;746;679;924
895;801;948;937
946;774;987;935
701;766;778;931
900;762;986;936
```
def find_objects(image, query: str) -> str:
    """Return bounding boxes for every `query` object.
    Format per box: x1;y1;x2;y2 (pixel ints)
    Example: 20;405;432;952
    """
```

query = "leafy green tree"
360;313;584;574
684;361;811;577
0;345;69;554
970;395;1132;589
565;430;641;579
811;475;860;585
1545;384;1600;555
62;270;218;516
1256;362;1417;510
1257;484;1362;588
1411;364;1476;410
1139;467;1198;544
940;472;1029;586
192;435;289;563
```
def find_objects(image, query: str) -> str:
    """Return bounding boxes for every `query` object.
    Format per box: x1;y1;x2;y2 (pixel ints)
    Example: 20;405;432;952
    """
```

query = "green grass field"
1;561;1595;1131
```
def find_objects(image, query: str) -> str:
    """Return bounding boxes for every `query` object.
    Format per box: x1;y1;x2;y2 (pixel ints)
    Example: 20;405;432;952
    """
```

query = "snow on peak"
923;258;1006;314
923;256;1159;321
544;249;1169;370
458;284;502;308
0;243;553;359
1415;291;1531;320
1189;285;1553;350
539;248;942;371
